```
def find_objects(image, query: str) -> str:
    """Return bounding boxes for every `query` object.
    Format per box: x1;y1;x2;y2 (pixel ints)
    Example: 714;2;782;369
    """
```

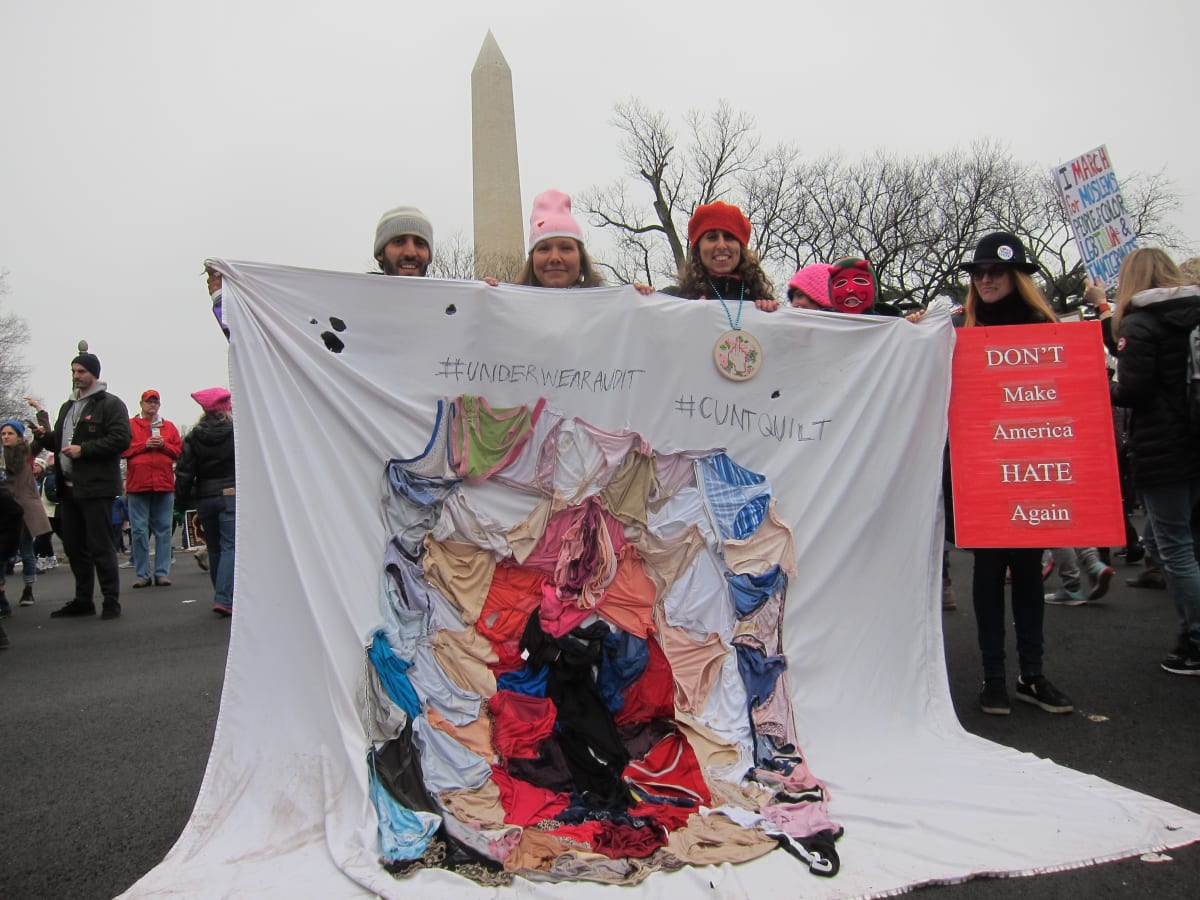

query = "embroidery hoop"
708;278;763;381
713;330;763;381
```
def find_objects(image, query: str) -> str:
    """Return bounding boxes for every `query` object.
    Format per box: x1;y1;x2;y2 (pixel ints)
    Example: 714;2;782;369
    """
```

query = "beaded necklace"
707;275;763;382
708;277;745;331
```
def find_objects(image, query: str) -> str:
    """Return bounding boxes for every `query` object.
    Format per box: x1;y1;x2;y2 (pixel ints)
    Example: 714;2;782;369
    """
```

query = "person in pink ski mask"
828;257;876;314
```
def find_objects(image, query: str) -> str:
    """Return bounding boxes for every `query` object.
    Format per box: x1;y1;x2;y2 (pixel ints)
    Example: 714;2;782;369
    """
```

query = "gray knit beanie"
373;206;434;260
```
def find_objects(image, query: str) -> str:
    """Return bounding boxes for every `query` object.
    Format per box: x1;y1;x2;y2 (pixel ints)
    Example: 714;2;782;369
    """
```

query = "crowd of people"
0;348;234;648
4;193;1198;716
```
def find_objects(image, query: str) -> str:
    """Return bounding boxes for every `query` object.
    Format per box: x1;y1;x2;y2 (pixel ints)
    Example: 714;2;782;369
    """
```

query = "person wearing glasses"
955;231;1074;717
122;390;183;589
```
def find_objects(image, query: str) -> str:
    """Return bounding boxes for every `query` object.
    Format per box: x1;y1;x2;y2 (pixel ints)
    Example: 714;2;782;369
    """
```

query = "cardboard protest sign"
1052;145;1137;287
949;321;1124;548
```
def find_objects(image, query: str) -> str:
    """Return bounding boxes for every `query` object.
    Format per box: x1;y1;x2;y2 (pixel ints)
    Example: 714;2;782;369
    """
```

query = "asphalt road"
1;542;1196;899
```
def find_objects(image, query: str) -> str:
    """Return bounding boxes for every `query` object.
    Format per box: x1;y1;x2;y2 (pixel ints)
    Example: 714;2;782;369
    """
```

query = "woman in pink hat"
786;263;834;311
513;189;604;289
174;387;236;617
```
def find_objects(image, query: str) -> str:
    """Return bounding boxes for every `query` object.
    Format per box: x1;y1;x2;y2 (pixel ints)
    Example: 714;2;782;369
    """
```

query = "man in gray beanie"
36;349;131;619
373;205;434;277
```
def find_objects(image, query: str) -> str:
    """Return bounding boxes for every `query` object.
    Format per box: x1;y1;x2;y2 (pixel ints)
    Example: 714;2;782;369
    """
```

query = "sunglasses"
970;266;1010;281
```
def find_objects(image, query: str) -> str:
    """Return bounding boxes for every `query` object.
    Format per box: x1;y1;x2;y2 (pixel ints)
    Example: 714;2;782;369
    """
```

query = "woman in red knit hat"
666;201;778;312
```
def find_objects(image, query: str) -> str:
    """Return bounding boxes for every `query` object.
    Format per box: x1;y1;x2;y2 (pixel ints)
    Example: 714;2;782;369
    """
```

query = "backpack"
42;468;59;504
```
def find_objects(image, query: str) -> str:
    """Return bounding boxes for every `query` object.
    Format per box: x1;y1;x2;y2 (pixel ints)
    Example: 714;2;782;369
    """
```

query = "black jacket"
44;385;131;499
1110;286;1200;488
174;414;235;509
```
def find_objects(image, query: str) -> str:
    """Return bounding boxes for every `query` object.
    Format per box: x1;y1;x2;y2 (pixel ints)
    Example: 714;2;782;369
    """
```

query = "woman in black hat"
957;231;1073;717
959;231;1057;326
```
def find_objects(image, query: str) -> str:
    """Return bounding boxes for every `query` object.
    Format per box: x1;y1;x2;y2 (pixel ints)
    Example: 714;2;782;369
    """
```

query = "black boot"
0;590;10;618
50;599;97;618
20;584;34;607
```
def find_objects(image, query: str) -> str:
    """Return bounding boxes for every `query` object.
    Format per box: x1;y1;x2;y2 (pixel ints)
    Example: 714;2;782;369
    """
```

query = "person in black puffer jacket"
956;231;1075;718
1110;248;1200;675
175;388;236;617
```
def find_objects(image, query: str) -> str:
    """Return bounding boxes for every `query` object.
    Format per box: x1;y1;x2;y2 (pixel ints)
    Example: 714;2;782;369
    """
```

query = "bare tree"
0;271;31;421
426;231;524;283
581;100;1192;306
427;231;477;280
1121;169;1190;255
579;99;768;286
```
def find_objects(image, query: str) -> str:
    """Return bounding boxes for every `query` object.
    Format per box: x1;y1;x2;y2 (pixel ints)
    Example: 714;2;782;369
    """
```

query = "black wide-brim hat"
958;231;1040;274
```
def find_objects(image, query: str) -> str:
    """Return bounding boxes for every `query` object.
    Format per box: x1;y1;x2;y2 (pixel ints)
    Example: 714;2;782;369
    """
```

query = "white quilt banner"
125;261;1200;898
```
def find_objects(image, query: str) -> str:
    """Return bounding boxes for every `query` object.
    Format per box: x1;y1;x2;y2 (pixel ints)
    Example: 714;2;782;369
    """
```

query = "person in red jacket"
122;390;182;587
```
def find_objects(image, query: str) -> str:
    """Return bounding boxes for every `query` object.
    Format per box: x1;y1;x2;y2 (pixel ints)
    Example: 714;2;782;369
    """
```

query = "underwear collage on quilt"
363;395;843;887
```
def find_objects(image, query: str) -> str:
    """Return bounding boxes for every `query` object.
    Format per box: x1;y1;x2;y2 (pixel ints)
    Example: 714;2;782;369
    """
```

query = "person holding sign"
511;189;605;289
663;202;779;312
1109;248;1200;676
957;231;1074;715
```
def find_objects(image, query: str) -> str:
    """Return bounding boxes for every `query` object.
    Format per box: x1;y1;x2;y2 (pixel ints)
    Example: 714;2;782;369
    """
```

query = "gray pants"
1051;547;1103;593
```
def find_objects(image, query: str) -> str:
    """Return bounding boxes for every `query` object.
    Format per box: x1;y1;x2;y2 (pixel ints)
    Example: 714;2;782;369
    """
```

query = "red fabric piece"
122;416;183;492
627;801;693;832
623;730;711;805
544;821;605;848
489;767;569;826
488;691;557;760
488;639;526;676
614;636;675;725
477;562;545;644
589;821;667;859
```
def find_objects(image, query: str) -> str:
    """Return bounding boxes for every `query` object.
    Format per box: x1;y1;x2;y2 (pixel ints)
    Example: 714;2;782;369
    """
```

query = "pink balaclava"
828;258;876;314
786;264;834;308
527;189;583;251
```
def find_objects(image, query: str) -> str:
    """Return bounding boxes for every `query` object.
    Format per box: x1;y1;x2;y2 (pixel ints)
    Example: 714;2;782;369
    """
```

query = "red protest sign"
948;322;1124;548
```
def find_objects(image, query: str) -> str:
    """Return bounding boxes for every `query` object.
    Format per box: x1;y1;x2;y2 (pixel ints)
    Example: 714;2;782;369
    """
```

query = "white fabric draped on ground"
124;261;1200;898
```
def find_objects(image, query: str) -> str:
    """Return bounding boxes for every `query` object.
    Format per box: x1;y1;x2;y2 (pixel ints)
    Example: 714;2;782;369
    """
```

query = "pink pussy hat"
528;189;583;251
786;263;834;307
191;387;232;414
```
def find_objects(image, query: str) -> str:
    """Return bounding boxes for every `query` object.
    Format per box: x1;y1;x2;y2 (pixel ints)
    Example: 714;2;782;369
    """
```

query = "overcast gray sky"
3;1;1196;420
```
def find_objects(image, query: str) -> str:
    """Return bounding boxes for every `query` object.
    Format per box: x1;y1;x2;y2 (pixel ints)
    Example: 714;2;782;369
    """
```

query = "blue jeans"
197;494;235;609
128;491;174;579
1140;478;1200;646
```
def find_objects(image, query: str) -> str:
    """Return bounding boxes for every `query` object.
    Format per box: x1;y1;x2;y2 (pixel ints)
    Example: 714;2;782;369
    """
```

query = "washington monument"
471;31;524;277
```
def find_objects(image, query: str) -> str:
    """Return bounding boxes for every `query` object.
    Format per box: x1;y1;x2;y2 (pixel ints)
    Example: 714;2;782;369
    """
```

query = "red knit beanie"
687;202;751;248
